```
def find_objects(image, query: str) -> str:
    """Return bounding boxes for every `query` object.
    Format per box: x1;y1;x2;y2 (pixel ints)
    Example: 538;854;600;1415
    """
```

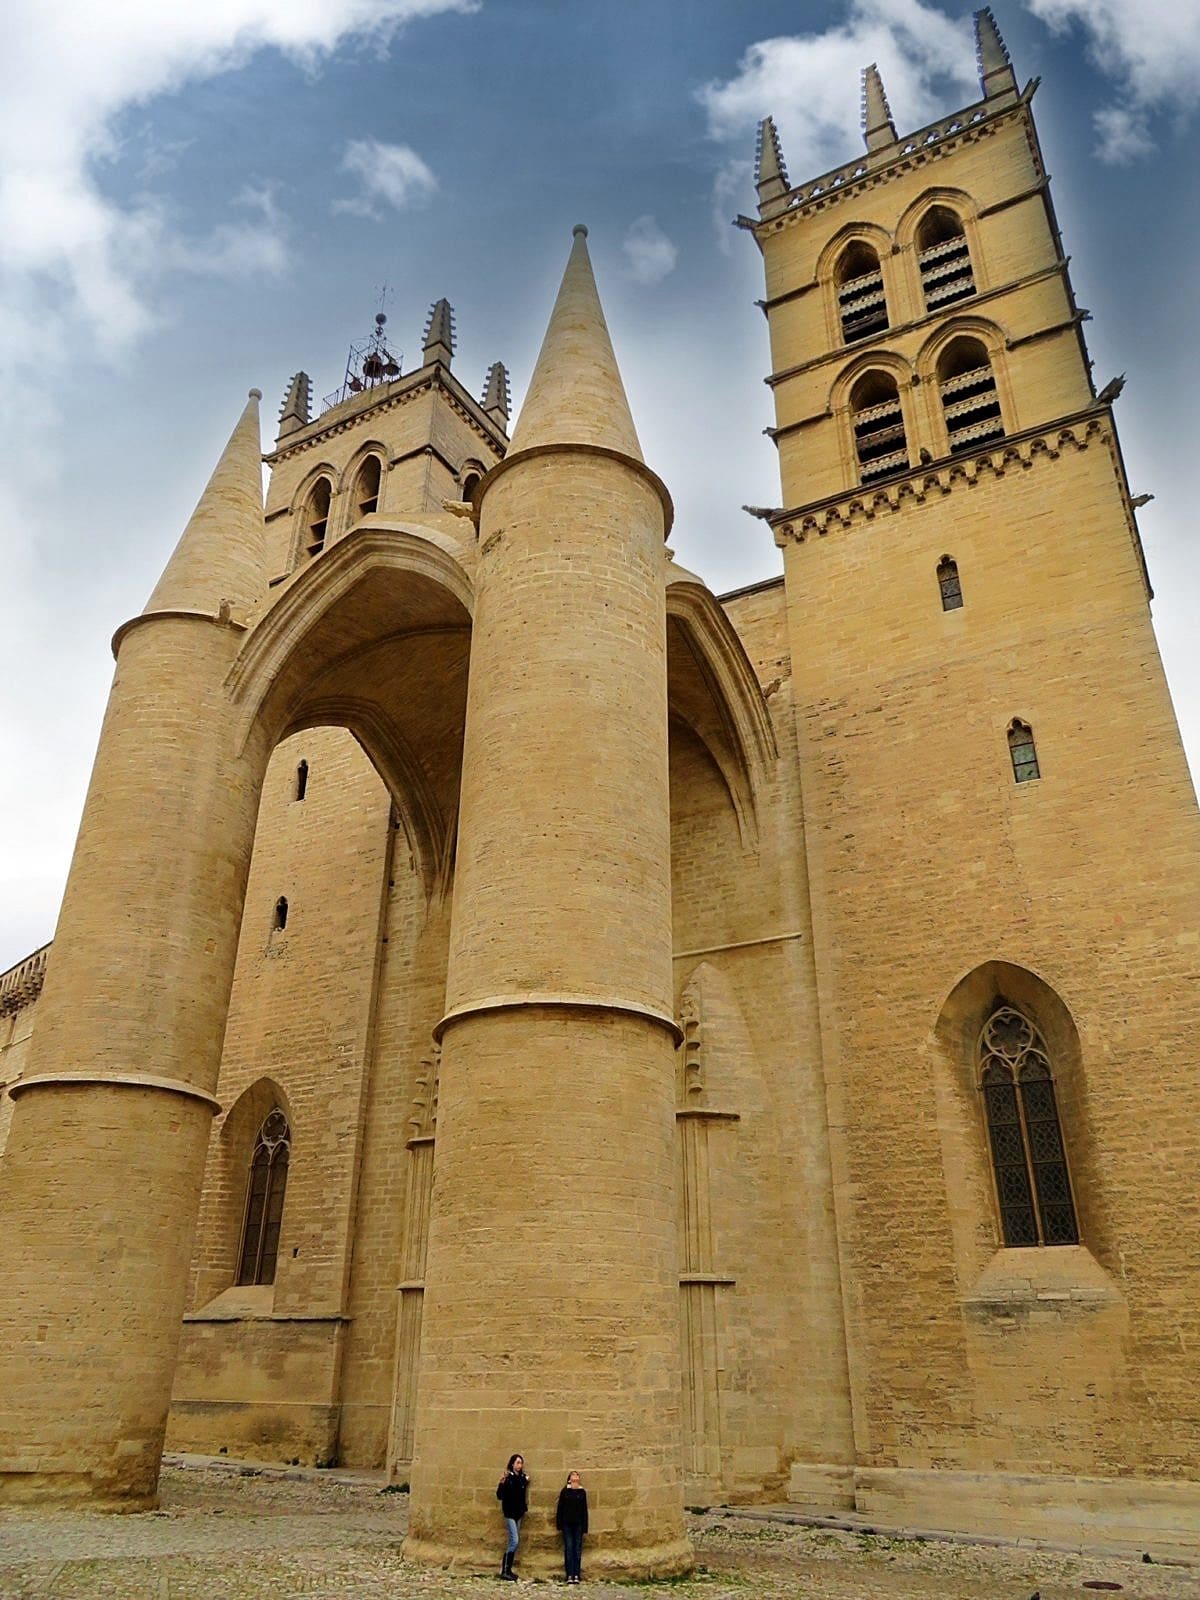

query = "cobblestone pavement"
0;1464;1195;1600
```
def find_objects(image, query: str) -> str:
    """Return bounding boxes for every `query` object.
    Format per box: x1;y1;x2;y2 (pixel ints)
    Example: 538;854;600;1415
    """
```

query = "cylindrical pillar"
405;448;690;1576
0;615;267;1506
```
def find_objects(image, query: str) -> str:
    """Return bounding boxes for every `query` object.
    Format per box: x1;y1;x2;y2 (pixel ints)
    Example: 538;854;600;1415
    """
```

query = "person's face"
567;1472;580;1488
512;1457;524;1473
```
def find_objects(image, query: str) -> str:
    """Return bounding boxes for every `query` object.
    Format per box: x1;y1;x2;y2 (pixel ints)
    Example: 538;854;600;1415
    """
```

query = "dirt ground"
0;1462;1194;1600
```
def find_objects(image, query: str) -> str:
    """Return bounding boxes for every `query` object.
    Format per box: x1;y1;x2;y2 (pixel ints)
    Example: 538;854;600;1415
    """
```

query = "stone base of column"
403;1530;693;1580
0;1471;157;1511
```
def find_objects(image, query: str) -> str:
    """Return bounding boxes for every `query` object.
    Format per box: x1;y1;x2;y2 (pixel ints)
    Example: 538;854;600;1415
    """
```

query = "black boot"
500;1550;516;1581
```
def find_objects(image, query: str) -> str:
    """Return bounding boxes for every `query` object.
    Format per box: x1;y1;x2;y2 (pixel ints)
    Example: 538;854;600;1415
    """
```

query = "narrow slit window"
305;478;332;557
355;456;382;517
836;242;888;345
461;471;481;501
236;1109;291;1285
979;1006;1078;1247
937;556;963;611
917;207;976;311
294;760;308;801
937;337;1004;455
850;371;908;486
273;895;289;931
1008;719;1040;783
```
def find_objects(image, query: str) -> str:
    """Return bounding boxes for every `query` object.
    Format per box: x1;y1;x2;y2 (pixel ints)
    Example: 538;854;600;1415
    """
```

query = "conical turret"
144;390;267;618
862;63;898;151
277;371;312;441
755;116;790;209
508;225;642;461
422;298;455;367
481;360;511;428
974;8;1018;101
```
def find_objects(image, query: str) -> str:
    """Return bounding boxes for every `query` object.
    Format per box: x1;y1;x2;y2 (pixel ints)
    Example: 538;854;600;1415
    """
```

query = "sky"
2;0;1198;968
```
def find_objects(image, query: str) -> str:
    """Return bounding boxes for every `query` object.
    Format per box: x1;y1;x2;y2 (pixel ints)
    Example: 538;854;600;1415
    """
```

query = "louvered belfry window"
917;206;976;311
938;337;1004;455
836;241;889;345
306;478;332;557
851;371;908;485
979;1007;1078;1247
237;1109;291;1285
937;555;963;611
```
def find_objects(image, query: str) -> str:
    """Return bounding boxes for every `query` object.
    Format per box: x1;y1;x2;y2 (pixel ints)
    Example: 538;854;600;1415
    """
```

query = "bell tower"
746;8;1200;1539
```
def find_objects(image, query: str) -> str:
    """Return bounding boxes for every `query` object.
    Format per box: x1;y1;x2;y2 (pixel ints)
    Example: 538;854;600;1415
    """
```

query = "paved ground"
0;1462;1194;1600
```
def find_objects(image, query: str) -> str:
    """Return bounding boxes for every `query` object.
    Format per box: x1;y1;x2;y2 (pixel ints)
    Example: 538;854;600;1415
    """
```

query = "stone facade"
1;15;1198;1571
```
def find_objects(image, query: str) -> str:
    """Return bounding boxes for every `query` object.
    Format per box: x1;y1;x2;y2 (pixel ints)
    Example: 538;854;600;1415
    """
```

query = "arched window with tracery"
304;477;332;558
1008;719;1040;783
937;337;1004;455
236;1109;291;1285
836;240;888;345
979;1006;1078;1247
354;456;382;517
917;206;975;310
850;370;908;485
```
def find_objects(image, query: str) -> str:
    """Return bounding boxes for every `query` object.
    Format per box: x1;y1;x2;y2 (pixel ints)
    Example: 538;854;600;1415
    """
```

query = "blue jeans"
504;1516;520;1556
562;1523;584;1579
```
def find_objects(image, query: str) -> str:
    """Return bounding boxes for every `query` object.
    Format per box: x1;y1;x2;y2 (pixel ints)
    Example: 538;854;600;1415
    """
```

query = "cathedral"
1;9;1198;1576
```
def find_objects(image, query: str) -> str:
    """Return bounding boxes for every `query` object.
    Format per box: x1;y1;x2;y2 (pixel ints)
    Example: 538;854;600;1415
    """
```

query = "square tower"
747;10;1200;1541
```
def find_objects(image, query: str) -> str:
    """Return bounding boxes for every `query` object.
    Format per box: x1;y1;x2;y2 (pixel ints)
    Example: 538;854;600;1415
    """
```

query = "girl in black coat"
555;1470;589;1583
496;1453;529;1581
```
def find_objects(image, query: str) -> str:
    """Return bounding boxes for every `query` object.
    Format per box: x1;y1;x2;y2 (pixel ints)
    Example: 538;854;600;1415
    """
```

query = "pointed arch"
896;187;983;304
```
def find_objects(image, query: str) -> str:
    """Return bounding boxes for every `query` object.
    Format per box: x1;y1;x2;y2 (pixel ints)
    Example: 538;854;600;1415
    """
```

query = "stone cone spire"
975;8;1018;100
508;225;643;461
145;389;267;617
862;63;898;150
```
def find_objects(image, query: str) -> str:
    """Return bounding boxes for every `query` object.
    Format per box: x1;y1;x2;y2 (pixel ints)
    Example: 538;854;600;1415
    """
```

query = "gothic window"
294;760;308;801
305;478;332;557
1008;719;1040;783
850;371;908;485
979;1006;1078;1247
917;206;976;311
354;456;382;517
937;555;963;611
273;896;289;931
461;471;481;501
236;1109;291;1285
836;241;889;345
937;337;1004;455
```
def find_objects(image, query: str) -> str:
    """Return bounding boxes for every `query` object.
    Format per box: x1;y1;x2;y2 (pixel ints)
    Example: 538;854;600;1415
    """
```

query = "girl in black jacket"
496;1453;529;1581
555;1470;589;1583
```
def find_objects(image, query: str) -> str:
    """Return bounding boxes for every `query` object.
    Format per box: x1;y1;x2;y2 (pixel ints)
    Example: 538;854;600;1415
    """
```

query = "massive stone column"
0;393;270;1506
405;228;690;1577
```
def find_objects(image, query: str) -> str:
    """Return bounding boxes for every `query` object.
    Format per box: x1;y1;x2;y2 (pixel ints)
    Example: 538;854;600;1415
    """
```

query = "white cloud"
698;0;977;184
1025;0;1200;161
622;215;678;285
0;1;478;371
335;139;438;217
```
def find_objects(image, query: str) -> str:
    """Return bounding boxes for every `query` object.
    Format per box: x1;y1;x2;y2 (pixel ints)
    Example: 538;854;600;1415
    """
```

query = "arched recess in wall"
896;188;982;307
815;222;894;350
190;1076;294;1306
929;960;1109;1277
345;448;385;521
290;467;337;564
228;523;476;903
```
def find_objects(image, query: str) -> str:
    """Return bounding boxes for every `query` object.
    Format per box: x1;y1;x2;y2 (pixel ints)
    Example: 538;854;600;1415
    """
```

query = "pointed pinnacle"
277;371;312;441
481;361;511;427
508;225;642;461
145;390;267;616
423;298;455;366
755;116;789;208
974;8;1018;100
862;64;898;151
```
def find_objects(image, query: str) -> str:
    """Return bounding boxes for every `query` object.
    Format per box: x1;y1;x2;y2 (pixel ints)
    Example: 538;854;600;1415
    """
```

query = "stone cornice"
772;410;1127;553
0;942;49;1017
744;84;1039;240
265;367;507;467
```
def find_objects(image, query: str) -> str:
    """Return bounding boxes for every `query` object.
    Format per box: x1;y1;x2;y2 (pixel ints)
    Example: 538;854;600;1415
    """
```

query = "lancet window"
305;477;332;557
294;760;308;802
937;555;963;611
836;241;889;345
979;1006;1078;1247
273;896;289;931
850;371;908;485
354;456;382;517
938;337;1004;455
236;1109;291;1285
1008;719;1040;783
917;206;976;311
